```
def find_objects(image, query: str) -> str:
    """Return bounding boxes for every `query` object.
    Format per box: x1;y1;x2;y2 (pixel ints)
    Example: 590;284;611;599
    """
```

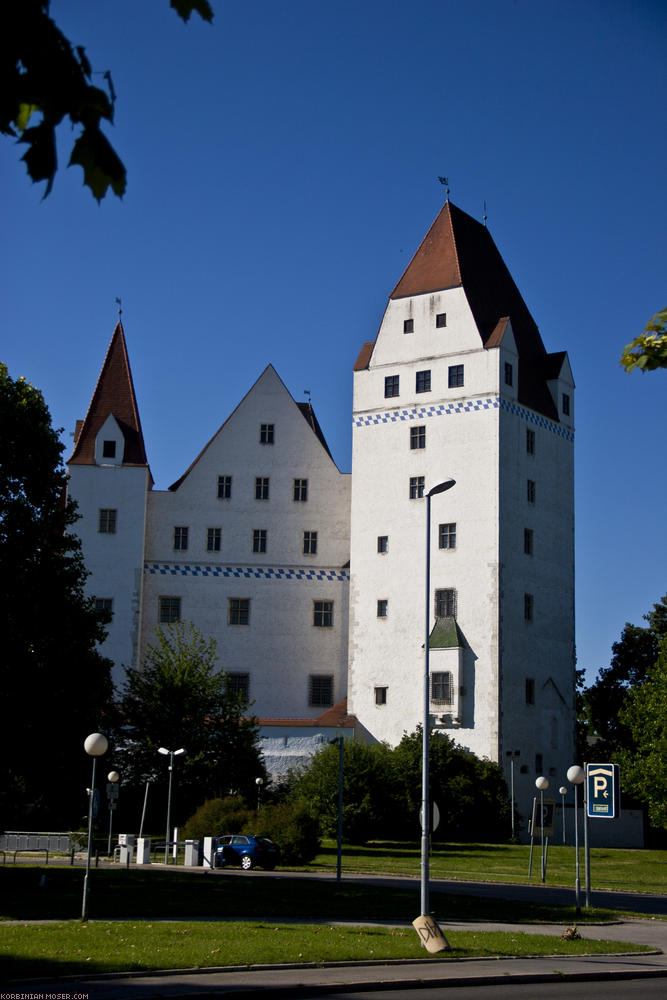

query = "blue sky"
2;0;665;684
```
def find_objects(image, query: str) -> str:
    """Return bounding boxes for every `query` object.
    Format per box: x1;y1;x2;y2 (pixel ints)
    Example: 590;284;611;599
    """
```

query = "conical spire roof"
69;320;150;469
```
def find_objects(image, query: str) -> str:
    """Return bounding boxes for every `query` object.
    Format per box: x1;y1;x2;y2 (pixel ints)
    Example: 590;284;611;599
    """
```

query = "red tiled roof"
68;321;151;472
258;699;355;728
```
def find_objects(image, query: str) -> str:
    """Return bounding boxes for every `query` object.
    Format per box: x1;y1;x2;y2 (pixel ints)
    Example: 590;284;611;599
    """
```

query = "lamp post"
158;747;185;864
106;770;120;855
82;732;108;921
535;776;549;883
567;764;584;914
421;477;456;917
255;776;264;811
559;785;568;845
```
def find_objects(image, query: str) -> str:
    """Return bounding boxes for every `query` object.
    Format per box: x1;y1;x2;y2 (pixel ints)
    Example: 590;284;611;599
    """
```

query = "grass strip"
0;920;652;981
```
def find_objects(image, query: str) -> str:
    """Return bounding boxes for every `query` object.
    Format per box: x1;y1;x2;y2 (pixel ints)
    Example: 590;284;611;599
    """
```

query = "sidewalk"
10;918;667;999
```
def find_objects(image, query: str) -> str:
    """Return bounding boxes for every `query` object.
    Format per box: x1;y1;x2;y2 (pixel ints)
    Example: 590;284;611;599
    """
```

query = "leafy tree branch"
620;308;667;373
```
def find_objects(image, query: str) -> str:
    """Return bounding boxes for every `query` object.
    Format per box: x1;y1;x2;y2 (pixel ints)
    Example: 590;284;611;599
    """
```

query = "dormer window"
102;440;117;458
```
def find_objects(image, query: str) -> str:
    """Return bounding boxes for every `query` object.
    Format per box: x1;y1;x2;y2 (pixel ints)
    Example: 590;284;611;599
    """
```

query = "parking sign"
586;763;620;818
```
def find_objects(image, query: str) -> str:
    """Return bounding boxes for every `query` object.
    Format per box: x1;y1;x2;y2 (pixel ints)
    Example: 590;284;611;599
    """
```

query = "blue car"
214;834;280;870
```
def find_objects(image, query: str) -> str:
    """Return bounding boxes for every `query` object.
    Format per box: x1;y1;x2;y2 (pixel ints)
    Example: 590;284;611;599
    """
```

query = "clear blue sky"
2;0;665;685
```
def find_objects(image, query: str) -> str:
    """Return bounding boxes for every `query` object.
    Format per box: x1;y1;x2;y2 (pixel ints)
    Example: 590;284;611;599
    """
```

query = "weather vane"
115;296;122;316
438;176;450;201
304;389;312;404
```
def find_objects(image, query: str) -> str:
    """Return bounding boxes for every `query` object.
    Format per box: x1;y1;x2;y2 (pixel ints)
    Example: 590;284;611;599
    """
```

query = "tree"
1;0;213;201
582;594;667;759
620;308;667;373
115;622;265;829
616;637;667;831
0;363;113;827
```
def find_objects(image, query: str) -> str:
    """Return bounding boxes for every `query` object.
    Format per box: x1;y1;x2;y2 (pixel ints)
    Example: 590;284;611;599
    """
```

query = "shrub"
255;800;320;865
180;796;253;841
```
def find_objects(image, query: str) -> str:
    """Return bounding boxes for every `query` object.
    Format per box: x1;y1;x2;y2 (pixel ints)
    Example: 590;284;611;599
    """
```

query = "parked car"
214;834;280;870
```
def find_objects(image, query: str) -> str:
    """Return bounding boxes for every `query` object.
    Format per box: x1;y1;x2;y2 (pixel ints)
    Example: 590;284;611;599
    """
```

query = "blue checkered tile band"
146;563;350;582
353;397;574;441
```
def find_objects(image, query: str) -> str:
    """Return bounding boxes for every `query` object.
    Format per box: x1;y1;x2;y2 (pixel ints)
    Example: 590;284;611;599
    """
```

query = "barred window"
375;686;387;705
309;674;333;706
377;599;388;618
435;588;457;617
377;535;388;553
159;597;181;623
99;508;117;533
228;673;250;700
431;671;453;705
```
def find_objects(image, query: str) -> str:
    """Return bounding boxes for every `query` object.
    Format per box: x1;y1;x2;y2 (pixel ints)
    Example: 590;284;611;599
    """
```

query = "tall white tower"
348;201;575;808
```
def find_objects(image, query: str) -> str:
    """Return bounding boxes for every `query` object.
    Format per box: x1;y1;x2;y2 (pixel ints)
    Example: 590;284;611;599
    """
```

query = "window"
409;476;425;499
173;526;189;551
102;440;116;458
207;527;221;552
377;599;388;618
227;673;250;700
436;313;447;328
377;535;388;553
252;529;267;553
527;479;536;504
303;530;318;554
255;477;269;500
431;671;453;705
525;678;535;705
416;369;431;393
159;596;181;623
98;508;117;533
260;423;274;444
535;753;543;773
504;362;513;387
410;425;426;449
524;528;533;555
384;374;399;398
526;428;535;455
375;686;387;705
309;674;333;707
94;597;113;613
562;393;570;416
438;522;456;549
229;598;250;625
403;318;414;334
448;364;464;388
217;475;232;499
524;592;534;621
293;478;308;501
435;588;457;617
313;600;333;627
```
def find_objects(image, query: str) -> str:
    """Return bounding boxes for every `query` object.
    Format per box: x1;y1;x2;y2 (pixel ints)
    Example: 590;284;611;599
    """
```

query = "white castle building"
67;200;575;811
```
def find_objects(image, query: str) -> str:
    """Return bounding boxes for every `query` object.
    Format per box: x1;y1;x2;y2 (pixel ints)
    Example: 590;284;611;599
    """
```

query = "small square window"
294;478;308;501
252;529;267;553
303;530;317;554
229;598;250;625
524;593;534;621
504;362;513;387
435;588;457;617
431;671;453;705
377;535;388;553
524;528;533;555
102;440;116;458
260;423;274;444
94;597;113;613
174;526;188;551
403;318;414;334
313;600;333;627
375;686;387;705
159;596;181;623
562;393;570;416
439;522;456;549
228;673;250;700
416;369;431;393
527;479;536;504
377;599;388;618
526;428;535;455
384;375;400;398
98;508;117;534
410;425;426;449
207;527;221;552
409;476;425;499
448;364;464;388
435;313;447;328
255;477;269;500
309;674;333;706
217;475;232;499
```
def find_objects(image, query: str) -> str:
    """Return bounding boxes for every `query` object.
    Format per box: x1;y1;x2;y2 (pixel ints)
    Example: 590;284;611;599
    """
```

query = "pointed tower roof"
69;320;151;472
386;201;557;419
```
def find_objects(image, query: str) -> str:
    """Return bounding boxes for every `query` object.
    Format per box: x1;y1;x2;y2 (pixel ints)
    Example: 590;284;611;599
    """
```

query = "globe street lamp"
158;747;186;864
567;764;585;913
106;770;120;855
535;776;549;883
559;785;568;845
255;776;264;811
82;732;108;921
421;478;456;918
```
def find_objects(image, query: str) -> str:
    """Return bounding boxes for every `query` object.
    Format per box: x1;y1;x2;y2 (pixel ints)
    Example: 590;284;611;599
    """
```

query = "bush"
180;796;254;841
255;800;320;865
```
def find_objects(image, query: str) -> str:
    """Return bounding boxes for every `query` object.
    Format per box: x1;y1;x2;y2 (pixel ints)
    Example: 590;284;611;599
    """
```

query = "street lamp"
567;764;585;913
106;770;120;855
82;732;108;921
535;776;549;883
158;747;185;864
255;776;264;811
421;477;456;918
558;785;568;845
